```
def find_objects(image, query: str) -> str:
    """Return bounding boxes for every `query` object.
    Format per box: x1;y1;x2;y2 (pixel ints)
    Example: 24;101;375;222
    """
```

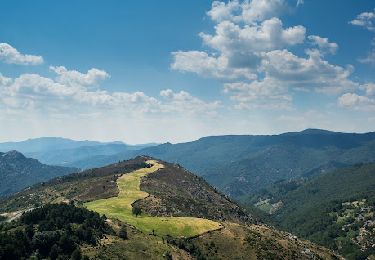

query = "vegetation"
246;163;375;260
134;161;252;223
85;160;222;237
165;222;339;260
118;225;128;240
132;206;142;217
0;156;342;259
0;157;148;213
128;129;375;197
0;150;77;198
0;203;112;260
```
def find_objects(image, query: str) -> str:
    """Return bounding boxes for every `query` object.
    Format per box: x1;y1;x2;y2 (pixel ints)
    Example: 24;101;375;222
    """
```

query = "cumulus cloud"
0;66;219;116
0;43;43;65
359;50;375;64
50;66;109;86
338;93;375;110
350;9;375;64
171;51;256;80
338;83;375;111
224;78;292;109
160;89;221;114
350;9;375;32
208;0;286;24
200;18;305;54
357;39;375;65
172;5;305;80
171;0;360;110
261;49;357;93
308;35;338;54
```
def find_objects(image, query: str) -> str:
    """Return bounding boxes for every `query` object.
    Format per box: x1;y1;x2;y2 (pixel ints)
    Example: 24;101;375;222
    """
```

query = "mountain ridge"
0;150;77;198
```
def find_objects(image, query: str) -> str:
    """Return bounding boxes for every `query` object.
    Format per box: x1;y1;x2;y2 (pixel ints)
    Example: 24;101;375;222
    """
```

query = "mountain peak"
301;128;335;134
2;150;26;160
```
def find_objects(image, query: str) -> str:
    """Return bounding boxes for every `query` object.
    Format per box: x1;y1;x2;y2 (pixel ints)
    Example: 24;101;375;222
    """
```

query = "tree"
49;244;60;260
132;206;142;217
70;248;82;260
119;226;128;240
164;251;172;260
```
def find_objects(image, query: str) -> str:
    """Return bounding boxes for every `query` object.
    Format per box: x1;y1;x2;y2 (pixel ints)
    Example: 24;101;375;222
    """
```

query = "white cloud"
358;38;375;64
359;50;375;64
363;83;375;96
224;78;292;109
171;0;361;110
50;66;109;86
261;49;357;94
308;35;338;54
200;18;305;54
0;43;43;65
338;93;375;110
208;0;286;24
350;9;375;32
0;66;219;116
172;16;305;80
171;51;256;80
160;89;221;114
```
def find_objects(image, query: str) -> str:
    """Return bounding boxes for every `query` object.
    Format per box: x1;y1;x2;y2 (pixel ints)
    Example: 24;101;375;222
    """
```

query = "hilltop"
0;156;340;259
0;150;77;198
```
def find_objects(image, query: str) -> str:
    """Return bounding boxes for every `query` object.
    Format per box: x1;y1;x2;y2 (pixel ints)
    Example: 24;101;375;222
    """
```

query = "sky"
0;0;375;144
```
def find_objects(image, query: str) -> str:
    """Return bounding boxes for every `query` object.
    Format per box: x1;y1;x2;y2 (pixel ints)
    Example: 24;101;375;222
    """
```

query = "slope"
246;163;375;259
0;156;340;259
85;160;222;237
0;150;77;198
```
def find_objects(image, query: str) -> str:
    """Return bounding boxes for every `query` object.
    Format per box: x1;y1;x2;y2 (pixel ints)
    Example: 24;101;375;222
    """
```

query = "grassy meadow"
85;160;222;238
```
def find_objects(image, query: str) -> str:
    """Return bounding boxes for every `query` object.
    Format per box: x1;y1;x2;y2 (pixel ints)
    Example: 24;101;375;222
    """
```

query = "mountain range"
2;129;375;199
0;137;157;167
138;129;375;198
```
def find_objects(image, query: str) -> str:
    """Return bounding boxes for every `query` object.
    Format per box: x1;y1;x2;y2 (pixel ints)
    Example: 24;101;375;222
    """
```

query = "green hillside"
85;160;222;237
0;156;340;259
245;163;375;259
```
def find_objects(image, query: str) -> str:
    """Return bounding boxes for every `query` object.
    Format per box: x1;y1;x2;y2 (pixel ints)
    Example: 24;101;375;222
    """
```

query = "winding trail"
85;160;222;237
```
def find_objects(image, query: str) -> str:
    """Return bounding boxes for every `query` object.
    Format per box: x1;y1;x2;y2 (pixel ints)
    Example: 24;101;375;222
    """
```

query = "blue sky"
0;0;375;144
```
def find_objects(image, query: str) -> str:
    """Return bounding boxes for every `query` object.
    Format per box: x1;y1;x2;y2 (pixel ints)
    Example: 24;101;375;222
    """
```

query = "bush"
132;206;142;217
119;226;128;240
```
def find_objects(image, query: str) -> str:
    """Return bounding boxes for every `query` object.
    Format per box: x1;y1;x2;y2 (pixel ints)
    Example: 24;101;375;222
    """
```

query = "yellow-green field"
85;160;222;238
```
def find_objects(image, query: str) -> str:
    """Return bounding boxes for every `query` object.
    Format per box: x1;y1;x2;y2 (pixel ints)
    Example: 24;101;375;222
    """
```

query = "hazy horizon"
1;128;374;145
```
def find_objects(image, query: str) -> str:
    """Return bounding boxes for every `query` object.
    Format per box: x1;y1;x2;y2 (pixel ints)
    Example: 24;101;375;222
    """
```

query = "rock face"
0;150;77;197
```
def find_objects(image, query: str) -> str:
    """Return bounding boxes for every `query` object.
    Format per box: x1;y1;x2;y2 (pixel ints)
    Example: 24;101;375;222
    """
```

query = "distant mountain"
0;150;77;197
245;163;375;259
0;137;110;153
135;129;375;197
0;137;157;167
44;129;375;198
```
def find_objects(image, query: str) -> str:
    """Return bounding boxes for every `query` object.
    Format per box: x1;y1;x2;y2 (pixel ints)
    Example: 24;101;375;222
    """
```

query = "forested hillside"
0;151;77;198
245;163;375;259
